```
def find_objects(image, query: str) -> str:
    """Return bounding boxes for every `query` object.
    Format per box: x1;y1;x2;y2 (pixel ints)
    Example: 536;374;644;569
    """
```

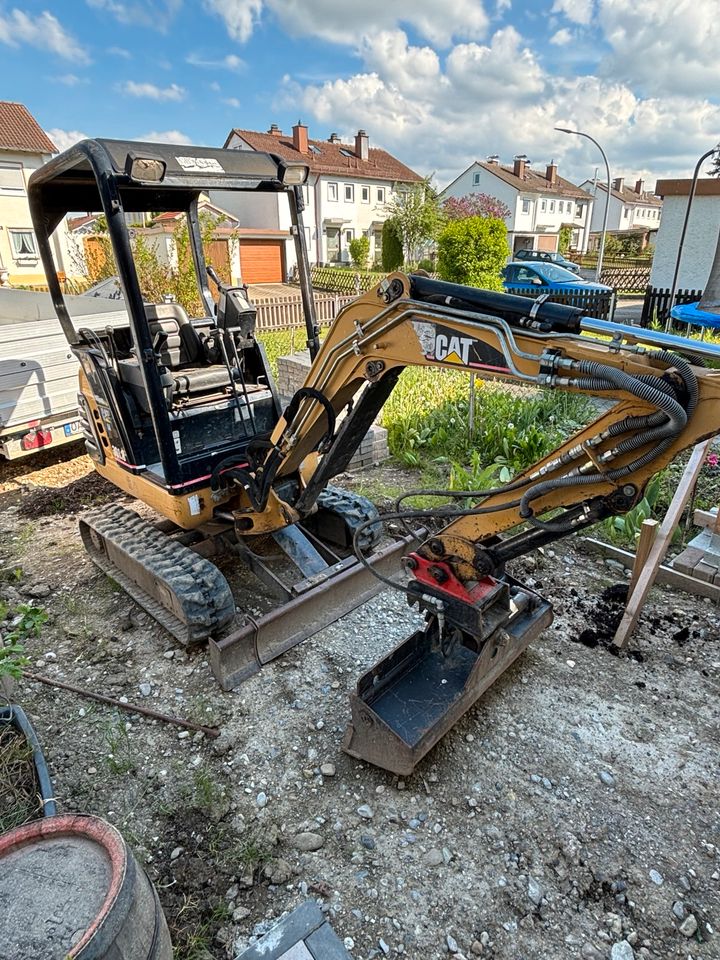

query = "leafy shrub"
602;472;667;546
437;217;509;290
417;258;434;273
381;218;404;271
348;235;370;270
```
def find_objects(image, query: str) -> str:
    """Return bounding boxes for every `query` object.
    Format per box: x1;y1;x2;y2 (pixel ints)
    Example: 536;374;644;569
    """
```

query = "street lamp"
665;145;719;330
555;127;611;282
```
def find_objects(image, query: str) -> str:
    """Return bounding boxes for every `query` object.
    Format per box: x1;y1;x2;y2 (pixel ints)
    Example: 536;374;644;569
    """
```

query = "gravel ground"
0;460;718;960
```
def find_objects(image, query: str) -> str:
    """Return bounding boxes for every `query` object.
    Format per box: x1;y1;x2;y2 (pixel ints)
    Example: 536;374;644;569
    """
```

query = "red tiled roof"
589;181;662;205
0;101;56;154
224;128;423;184
480;162;592;200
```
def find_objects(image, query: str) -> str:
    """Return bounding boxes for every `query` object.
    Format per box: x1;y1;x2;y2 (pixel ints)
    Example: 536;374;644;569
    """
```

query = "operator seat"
116;302;232;413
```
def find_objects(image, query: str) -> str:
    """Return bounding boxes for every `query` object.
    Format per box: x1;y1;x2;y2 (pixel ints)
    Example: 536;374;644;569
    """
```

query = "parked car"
514;249;581;274
503;262;612;293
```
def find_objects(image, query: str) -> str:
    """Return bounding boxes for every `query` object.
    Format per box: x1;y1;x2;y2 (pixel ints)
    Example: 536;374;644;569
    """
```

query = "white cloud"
203;0;263;42
138;130;193;144
222;97;241;107
206;0;489;46
209;81;221;92
86;0;181;30
552;0;594;25
550;27;572;45
55;73;88;86
46;128;89;153
186;51;245;71
122;81;186;101
598;0;720;98
0;8;90;62
107;45;132;57
280;25;720;189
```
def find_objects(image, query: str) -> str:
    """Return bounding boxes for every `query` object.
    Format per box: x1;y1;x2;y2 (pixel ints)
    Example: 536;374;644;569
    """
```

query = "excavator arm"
234;272;720;774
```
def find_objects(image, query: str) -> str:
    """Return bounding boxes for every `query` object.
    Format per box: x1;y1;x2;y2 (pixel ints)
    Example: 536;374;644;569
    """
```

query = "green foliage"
449;456;512;495
558;225;572;254
602;473;666;546
0;604;47;682
381;217;404;271
384;180;444;267
348;235;370;270
417;258;434;272
603;233;644;257
437;216;509;290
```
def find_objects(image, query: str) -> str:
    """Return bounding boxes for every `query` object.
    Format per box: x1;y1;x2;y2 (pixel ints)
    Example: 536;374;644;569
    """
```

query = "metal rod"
581;315;720;359
555;127;611;281
666;147;718;331
25;672;221;738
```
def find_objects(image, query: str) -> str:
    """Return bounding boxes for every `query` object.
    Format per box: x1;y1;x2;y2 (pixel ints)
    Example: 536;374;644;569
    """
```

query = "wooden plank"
628;518;658;593
235;901;325;960
692;506;720;533
582;537;720;602
611;440;713;648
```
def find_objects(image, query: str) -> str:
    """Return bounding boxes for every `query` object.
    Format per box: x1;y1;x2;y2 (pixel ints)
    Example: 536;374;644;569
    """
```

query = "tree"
437;216;509;290
558;225;572;254
384;179;443;267
381;217;404;271
348;235;370;270
442;193;511;222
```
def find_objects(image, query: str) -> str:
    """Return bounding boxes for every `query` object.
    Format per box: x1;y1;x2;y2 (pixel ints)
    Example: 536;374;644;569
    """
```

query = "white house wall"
650;194;720;290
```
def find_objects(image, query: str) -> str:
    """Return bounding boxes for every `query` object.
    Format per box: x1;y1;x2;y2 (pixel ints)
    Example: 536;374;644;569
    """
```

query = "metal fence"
640;286;703;327
508;286;615;321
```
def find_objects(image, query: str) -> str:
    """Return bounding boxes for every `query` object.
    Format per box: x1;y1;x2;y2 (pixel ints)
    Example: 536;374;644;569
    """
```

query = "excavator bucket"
343;578;552;776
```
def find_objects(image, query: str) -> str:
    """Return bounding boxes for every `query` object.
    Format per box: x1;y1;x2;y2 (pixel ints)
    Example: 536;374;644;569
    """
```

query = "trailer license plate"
63;420;81;437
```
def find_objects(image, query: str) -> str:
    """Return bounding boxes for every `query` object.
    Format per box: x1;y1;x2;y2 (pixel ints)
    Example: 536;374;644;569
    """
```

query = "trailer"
0;288;128;459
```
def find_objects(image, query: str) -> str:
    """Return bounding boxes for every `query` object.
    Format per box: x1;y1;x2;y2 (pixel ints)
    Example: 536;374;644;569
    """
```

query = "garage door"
536;235;558;252
239;240;284;283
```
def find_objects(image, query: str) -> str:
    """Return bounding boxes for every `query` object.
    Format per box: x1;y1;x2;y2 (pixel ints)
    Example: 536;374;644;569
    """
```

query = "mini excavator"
29;139;720;775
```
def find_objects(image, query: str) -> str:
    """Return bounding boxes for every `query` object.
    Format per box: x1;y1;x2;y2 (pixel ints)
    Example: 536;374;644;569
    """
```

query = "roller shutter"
239;240;284;283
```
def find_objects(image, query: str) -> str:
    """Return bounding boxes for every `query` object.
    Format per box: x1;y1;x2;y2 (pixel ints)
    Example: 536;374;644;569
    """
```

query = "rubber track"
79;505;236;647
315;485;382;553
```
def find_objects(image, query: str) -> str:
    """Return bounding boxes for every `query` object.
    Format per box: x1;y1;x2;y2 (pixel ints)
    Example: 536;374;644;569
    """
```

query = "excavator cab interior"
28;139;315;491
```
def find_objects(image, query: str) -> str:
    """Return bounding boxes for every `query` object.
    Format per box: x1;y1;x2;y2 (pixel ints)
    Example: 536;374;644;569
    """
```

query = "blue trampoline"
670;301;720;329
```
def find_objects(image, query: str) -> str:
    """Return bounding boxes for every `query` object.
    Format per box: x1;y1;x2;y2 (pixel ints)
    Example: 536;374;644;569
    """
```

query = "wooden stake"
628;518;659;594
613;440;711;649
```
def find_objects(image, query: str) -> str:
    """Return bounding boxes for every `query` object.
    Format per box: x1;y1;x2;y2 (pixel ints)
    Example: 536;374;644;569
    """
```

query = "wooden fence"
577;255;653;270
255;292;356;331
599;265;651;294
291;265;386;295
640;286;703;327
509;286;615;321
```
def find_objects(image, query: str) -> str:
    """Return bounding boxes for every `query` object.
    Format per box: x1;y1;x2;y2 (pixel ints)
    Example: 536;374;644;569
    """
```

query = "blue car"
503;261;612;293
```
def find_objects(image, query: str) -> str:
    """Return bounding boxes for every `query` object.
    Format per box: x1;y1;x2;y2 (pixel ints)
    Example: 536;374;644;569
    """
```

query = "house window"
377;187;385;203
0;162;25;194
558;201;563;213
540;200;546;212
361;185;370;203
328;182;338;202
345;229;354;245
344;184;354;202
473;172;480;185
9;229;37;259
521;199;531;214
549;200;555;213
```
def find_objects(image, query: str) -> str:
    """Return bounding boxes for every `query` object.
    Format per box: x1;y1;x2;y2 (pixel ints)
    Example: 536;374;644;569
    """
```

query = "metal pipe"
581;315;720;359
555;127;611;281
666;146;719;330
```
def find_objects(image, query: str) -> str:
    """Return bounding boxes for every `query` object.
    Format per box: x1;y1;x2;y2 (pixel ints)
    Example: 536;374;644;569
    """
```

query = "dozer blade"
208;531;418;689
343;579;553;776
79;505;236;647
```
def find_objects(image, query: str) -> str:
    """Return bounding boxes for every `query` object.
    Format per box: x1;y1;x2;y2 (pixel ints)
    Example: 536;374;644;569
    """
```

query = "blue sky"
2;0;719;188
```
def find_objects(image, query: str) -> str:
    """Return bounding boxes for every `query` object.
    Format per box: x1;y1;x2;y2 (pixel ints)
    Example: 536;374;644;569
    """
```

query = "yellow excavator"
29;139;720;774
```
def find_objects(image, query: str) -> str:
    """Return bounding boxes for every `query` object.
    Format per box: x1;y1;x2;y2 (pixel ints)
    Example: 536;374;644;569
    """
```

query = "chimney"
267;123;283;137
355;129;369;161
513;157;526;179
292;121;308;154
612;176;624;192
635;178;644;194
328;132;341;143
545;161;557;186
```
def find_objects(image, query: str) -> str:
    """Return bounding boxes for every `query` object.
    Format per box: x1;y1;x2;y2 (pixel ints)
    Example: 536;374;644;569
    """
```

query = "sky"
2;0;719;191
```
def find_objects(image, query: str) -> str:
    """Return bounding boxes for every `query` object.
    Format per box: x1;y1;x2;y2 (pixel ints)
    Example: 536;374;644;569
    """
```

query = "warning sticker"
411;321;508;371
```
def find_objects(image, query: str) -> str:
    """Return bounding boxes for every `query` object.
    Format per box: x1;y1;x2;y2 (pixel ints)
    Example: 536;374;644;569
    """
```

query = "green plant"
449;456;511;495
558;225;572;254
383;179;444;267
602;472;665;545
437;216;509;290
103;715;136;775
381;218;404;271
348;235;370;270
0;603;46;683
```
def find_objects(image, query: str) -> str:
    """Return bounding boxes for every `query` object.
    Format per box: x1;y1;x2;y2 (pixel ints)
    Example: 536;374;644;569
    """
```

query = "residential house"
649;177;720;291
441;158;594;255
219;123;424;281
0;101;77;285
579;177;662;247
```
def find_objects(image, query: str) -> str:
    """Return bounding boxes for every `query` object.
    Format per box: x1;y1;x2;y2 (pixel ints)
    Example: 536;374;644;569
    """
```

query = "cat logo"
433;333;475;365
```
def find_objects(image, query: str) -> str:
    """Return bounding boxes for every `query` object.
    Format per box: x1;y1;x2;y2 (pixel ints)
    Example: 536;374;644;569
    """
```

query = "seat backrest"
145;303;202;366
